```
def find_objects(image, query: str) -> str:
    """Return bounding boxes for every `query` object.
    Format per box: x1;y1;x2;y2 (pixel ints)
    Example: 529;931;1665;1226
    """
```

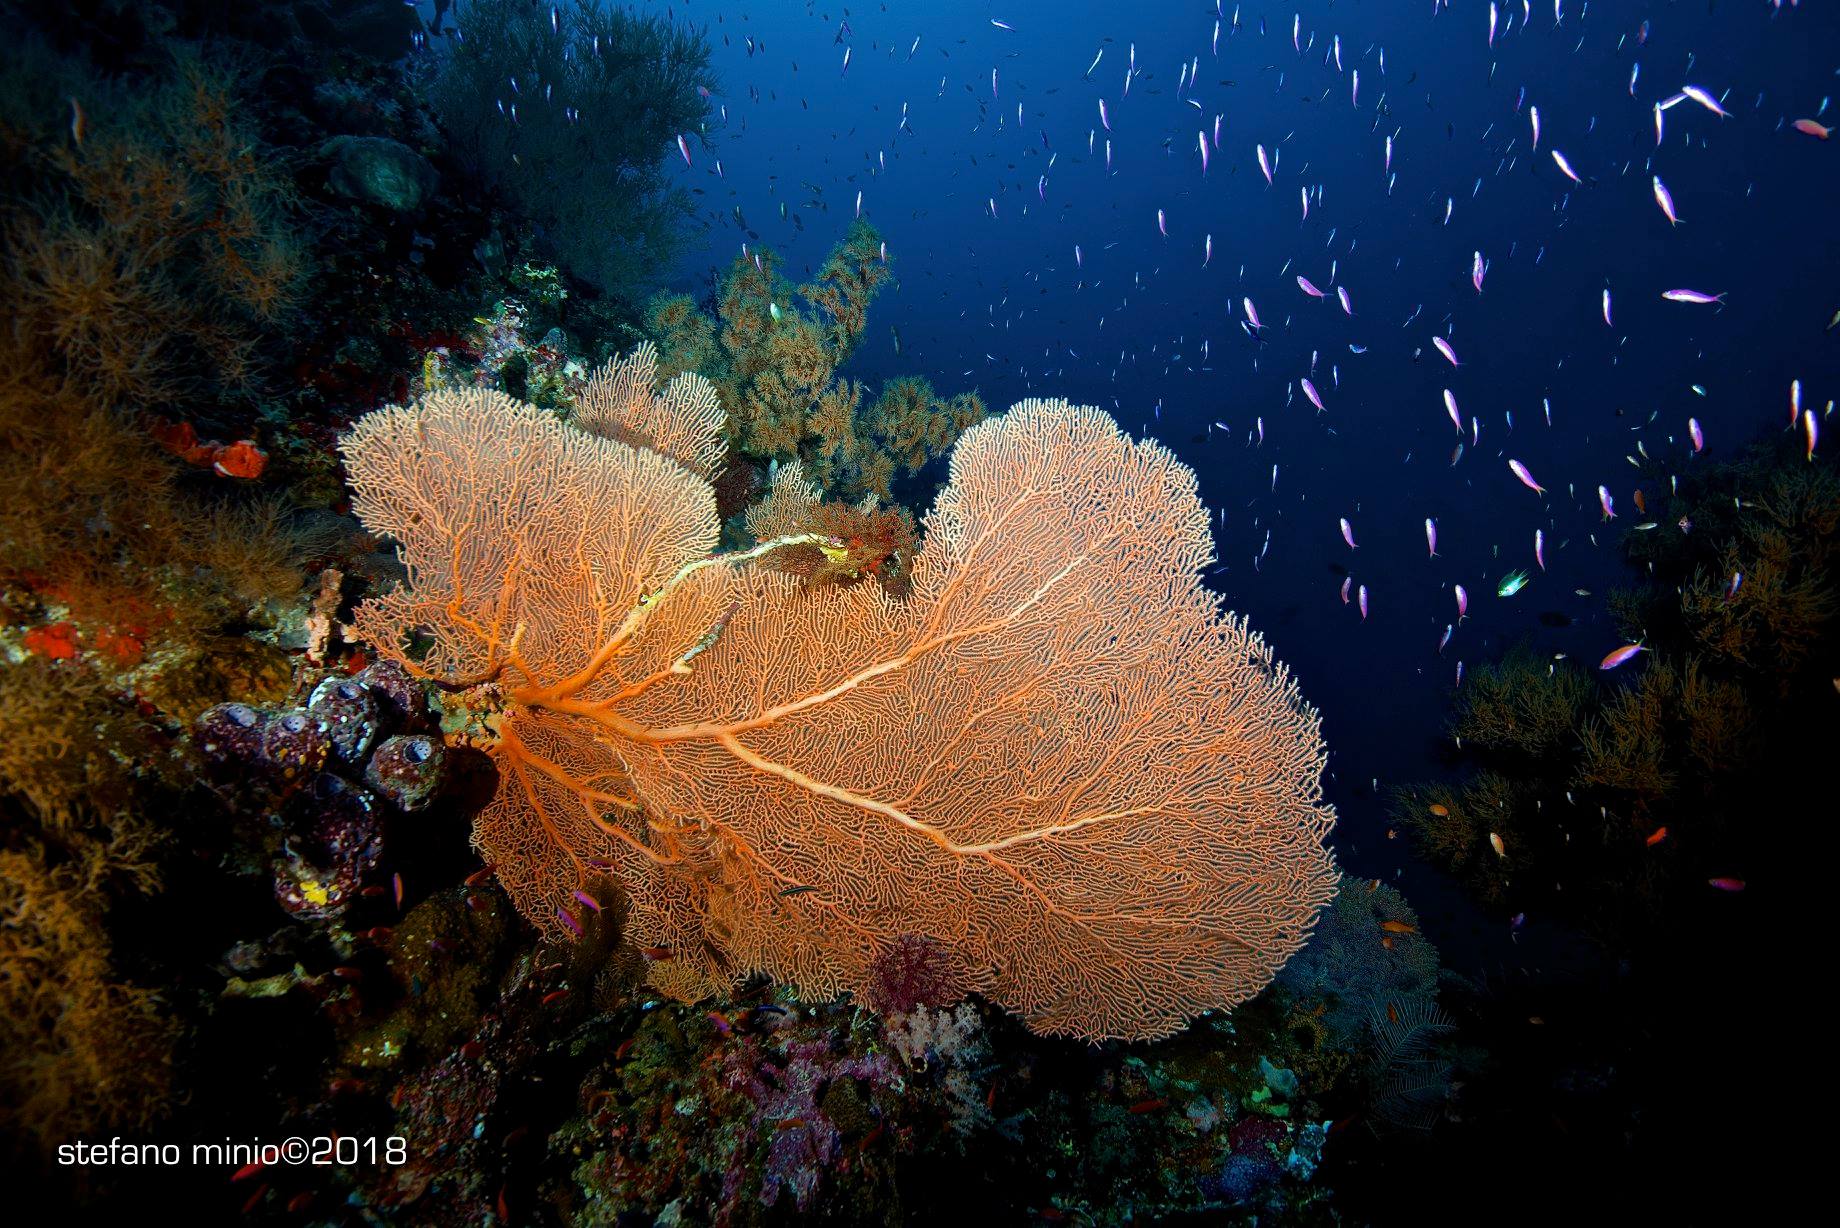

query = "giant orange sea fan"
341;382;1337;1041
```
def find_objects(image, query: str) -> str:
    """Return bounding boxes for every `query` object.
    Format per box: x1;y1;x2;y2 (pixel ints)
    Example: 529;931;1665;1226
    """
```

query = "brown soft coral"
1448;645;1589;758
0;841;176;1157
1392;773;1522;903
1;37;310;707
0;657;178;836
4;40;302;411
1573;659;1678;802
1677;463;1840;686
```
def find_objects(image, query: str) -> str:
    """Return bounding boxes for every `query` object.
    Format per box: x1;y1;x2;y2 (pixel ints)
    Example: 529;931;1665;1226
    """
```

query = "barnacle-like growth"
342;386;1337;1041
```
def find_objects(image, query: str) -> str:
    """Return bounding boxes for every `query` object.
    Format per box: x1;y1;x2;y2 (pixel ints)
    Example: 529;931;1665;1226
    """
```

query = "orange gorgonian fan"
570;340;726;482
341;375;1337;1040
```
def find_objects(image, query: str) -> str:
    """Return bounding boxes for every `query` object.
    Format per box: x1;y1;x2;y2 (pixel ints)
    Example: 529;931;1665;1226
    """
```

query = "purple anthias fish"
1509;459;1546;495
1680;84;1731;118
1599;643;1646;670
1652;176;1681;225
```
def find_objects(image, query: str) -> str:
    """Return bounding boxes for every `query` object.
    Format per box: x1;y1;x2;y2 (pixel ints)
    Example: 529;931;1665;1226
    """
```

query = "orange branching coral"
742;460;826;544
342;392;1337;1041
572;342;726;482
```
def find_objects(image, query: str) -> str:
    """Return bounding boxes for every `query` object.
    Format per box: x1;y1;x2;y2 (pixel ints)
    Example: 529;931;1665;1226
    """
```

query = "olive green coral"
1449;645;1590;758
645;221;987;503
1391;773;1524;905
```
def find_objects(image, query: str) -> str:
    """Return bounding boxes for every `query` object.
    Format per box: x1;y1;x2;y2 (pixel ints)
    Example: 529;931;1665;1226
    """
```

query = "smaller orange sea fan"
570;341;726;481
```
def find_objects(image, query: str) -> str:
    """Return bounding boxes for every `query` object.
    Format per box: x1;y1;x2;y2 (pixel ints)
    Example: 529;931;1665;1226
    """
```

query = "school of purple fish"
637;1;1831;696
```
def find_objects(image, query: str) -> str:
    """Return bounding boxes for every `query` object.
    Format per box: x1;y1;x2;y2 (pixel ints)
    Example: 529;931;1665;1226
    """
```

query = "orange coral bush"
342;388;1336;1040
743;461;918;598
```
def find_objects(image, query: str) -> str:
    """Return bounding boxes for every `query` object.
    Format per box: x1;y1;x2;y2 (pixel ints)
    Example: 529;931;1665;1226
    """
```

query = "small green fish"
1631;522;1659;531
1691;384;1708;396
769;301;782;322
1498;569;1531;598
779;885;816;897
1574;588;1593;597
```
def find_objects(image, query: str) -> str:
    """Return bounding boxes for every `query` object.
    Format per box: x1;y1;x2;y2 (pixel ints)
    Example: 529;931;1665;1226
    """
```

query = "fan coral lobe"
340;373;1337;1041
571;341;726;481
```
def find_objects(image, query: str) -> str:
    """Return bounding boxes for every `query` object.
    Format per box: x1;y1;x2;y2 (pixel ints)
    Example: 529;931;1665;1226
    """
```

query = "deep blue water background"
642;0;1838;992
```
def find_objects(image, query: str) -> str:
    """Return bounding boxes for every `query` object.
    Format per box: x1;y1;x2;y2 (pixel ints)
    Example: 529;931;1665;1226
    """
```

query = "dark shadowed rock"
323;135;437;212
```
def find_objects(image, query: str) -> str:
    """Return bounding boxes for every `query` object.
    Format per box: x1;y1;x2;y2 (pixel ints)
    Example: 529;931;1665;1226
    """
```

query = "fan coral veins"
340;366;1337;1042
